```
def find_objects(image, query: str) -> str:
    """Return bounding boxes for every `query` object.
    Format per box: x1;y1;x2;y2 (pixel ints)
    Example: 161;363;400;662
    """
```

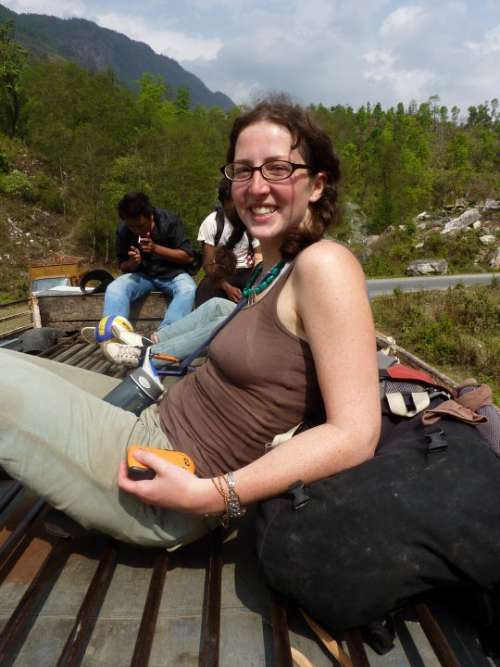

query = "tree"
491;98;499;122
136;73;175;128
0;20;28;136
175;86;191;114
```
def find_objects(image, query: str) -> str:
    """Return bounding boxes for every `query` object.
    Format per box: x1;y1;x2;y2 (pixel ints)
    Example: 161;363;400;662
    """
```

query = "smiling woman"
0;95;380;557
225;100;341;262
6;94;500;640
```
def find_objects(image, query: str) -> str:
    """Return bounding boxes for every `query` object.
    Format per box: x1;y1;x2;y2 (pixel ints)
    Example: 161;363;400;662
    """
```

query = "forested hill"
0;19;499;301
0;3;233;110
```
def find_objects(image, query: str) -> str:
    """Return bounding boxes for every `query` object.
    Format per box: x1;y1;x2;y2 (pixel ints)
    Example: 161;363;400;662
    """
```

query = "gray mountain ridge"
0;3;234;110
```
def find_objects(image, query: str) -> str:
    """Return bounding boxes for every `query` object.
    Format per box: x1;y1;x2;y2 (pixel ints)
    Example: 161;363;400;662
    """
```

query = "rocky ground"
1;187;499;301
357;199;500;276
0;197;73;299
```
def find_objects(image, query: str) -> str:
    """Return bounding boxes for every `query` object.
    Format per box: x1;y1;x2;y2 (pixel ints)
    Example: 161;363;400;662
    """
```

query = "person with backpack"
1;96;380;551
6;97;499;644
194;178;261;307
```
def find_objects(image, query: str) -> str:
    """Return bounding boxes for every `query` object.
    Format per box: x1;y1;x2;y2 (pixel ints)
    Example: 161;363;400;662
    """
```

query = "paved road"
367;272;499;298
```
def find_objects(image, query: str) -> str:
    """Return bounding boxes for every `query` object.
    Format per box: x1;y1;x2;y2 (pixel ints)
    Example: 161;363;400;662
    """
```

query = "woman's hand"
118;449;220;514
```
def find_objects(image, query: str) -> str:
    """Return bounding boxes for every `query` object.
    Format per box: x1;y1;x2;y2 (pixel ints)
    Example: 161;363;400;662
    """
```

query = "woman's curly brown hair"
226;94;341;260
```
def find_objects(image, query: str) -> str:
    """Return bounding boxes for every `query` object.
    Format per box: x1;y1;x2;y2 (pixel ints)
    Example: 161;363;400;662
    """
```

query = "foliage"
422;230;484;272
32;173;64;213
0;10;233;110
0;151;8;173
0;168;32;198
359;223;491;277
372;283;500;403
0;31;498;267
0;31;497;393
0;20;28;136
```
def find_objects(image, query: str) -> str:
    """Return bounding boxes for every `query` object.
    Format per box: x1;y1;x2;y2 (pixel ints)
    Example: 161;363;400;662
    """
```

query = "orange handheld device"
127;445;196;480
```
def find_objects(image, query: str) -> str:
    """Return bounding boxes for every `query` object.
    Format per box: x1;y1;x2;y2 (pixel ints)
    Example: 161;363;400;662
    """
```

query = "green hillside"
0;21;498;302
372;282;500;403
0;3;233;110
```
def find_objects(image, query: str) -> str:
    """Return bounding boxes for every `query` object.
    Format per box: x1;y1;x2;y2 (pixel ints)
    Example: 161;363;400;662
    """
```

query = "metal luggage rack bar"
0;300;32;340
37;334;130;379
0;479;492;667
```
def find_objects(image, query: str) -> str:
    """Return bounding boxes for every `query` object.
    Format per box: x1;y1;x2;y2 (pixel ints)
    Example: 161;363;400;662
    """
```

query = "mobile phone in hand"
127;445;196;480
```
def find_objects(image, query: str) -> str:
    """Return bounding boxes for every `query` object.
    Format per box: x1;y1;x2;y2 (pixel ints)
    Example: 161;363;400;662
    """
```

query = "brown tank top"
159;265;322;478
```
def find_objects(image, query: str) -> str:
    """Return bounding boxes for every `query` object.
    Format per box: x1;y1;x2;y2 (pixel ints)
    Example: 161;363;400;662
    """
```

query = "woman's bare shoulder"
293;239;364;281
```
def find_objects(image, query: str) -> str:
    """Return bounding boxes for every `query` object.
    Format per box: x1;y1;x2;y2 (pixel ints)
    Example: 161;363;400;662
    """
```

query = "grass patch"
371;281;500;403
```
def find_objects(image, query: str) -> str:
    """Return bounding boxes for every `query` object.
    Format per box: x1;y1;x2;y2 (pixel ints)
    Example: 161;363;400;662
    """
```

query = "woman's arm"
118;241;380;513
219;241;380;504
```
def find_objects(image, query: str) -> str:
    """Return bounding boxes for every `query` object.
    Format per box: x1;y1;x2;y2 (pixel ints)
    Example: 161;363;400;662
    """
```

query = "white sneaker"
110;320;144;347
81;327;97;344
101;342;141;367
80;318;145;347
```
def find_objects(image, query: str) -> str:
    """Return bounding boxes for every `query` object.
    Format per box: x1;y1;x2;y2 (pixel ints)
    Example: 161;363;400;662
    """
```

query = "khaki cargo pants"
0;349;214;549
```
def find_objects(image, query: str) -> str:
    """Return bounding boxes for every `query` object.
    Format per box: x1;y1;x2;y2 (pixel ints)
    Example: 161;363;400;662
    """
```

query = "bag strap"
300;610;353;667
385;391;431;418
290;647;315;667
157;296;248;376
158;260;291;376
380;363;440;387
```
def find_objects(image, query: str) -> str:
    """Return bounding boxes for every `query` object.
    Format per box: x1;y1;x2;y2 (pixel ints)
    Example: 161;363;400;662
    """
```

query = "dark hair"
226;95;341;259
217;177;232;204
216;176;255;256
211;246;238;280
117;192;154;221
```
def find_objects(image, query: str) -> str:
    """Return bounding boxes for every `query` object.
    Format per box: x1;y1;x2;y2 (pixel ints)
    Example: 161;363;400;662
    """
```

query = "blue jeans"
103;272;196;329
151;298;236;363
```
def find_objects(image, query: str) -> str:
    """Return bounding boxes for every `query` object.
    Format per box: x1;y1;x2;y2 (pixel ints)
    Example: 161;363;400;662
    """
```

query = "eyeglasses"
221;160;311;182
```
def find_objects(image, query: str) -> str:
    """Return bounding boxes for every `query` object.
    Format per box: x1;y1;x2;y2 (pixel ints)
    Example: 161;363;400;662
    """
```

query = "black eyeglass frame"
220;160;311;182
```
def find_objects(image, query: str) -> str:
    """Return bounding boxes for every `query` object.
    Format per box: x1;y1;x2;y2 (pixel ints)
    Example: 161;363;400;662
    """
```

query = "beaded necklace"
242;259;287;304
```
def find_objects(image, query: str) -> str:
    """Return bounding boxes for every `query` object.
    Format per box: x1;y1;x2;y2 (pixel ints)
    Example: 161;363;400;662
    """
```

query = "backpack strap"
380;364;440;387
385;391;431;418
300;610;353;667
378;355;453;417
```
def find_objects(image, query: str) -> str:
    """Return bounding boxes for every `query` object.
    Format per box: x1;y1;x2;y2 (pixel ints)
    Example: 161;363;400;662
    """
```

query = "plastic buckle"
425;428;448;454
287;481;310;510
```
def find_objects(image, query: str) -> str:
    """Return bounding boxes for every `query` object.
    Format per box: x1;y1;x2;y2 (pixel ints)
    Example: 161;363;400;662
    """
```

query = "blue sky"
3;0;500;115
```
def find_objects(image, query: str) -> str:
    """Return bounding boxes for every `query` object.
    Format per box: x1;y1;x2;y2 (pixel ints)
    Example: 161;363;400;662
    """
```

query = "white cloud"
466;23;500;55
446;1;466;13
362;49;398;67
380;5;428;38
4;0;86;17
293;0;337;32
363;47;434;102
95;13;222;62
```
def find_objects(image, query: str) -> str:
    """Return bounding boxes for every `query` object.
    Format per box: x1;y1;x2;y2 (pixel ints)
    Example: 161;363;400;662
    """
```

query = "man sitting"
103;192;196;329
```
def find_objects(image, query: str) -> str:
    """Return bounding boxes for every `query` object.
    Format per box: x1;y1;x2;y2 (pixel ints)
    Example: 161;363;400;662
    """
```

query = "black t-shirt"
116;207;194;279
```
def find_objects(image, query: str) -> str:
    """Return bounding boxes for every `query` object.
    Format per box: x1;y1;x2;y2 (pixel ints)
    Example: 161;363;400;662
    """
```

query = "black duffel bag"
256;415;500;634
